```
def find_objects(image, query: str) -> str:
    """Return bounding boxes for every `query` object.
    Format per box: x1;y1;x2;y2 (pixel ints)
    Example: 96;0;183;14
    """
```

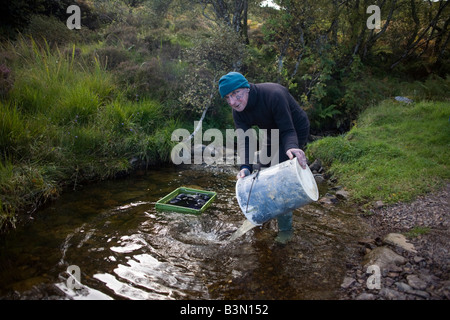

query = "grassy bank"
307;99;450;206
0;39;181;232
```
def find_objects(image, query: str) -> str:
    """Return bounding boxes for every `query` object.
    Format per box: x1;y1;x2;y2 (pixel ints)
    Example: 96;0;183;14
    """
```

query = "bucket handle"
245;164;261;213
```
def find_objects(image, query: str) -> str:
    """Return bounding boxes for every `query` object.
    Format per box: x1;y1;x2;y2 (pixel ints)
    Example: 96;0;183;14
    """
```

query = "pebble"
335;190;350;200
341;277;356;289
407;274;427;290
355;292;375;300
395;282;412;292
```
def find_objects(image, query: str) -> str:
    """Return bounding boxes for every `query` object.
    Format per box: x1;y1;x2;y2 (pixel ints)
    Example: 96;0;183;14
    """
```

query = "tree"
180;24;247;116
389;0;449;71
192;0;249;42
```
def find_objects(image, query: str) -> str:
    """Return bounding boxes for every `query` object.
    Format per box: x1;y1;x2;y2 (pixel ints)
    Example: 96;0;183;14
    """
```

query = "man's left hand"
286;148;307;169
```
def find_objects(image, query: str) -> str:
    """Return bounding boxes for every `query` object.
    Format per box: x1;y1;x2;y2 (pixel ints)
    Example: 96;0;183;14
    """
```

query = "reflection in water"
0;165;368;300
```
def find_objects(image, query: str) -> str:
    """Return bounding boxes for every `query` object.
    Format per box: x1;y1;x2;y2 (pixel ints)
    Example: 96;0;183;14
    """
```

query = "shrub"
104;23;141;49
412;75;450;101
94;46;131;70
179;25;247;115
24;14;79;47
0;64;13;98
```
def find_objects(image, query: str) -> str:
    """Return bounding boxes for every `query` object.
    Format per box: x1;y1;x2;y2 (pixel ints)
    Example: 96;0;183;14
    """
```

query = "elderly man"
219;71;310;243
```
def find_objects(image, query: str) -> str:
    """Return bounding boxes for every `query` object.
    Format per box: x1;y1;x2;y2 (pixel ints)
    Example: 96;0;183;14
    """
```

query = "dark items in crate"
168;193;212;209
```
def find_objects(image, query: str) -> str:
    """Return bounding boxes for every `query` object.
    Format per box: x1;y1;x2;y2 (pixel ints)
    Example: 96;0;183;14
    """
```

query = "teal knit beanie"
218;72;250;98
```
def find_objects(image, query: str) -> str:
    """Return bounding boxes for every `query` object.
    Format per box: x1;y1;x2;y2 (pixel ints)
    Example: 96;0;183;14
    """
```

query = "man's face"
224;88;250;112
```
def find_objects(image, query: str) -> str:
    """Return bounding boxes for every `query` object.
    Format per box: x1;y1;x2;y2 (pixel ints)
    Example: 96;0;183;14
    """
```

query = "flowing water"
0;165;369;300
229;220;258;241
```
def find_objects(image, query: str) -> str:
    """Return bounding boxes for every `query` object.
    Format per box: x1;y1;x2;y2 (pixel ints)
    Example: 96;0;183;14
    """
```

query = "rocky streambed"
337;183;449;300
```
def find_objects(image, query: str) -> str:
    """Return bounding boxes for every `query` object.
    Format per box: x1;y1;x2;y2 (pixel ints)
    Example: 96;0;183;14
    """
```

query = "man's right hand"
286;148;307;169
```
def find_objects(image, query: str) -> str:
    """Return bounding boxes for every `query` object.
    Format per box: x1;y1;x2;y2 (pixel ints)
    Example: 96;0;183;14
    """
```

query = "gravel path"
338;183;449;300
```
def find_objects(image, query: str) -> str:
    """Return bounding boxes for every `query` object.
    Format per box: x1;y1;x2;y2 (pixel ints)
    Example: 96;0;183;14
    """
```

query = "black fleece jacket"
233;83;310;171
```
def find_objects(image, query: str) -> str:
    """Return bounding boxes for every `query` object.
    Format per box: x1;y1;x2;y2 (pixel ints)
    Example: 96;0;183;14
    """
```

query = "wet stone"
335;190;350;200
314;174;326;184
309;159;322;172
374;201;384;209
168;193;211;209
339;183;450;300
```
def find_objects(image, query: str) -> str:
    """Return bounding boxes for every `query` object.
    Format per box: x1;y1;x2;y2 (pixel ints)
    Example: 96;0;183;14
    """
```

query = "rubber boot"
275;211;293;244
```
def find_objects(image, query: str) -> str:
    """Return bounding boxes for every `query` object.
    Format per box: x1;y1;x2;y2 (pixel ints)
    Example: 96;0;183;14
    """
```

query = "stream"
0;165;369;300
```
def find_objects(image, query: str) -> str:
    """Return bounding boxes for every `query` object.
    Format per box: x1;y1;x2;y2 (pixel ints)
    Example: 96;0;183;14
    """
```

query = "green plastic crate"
155;187;217;215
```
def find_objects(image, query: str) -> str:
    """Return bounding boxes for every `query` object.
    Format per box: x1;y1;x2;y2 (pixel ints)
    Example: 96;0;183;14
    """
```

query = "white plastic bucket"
235;158;319;226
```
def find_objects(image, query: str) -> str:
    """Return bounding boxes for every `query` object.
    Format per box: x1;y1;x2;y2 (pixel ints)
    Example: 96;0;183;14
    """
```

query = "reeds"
0;36;178;231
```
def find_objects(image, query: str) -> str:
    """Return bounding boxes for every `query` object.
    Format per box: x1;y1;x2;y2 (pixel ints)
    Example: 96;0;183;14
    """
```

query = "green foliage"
179;24;247;116
410;75;450;101
96;14;188;102
250;0;450;132
114;57;184;101
0;157;61;232
1;0;100;40
0;101;31;158
94;46;131;70
0;37;179;230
